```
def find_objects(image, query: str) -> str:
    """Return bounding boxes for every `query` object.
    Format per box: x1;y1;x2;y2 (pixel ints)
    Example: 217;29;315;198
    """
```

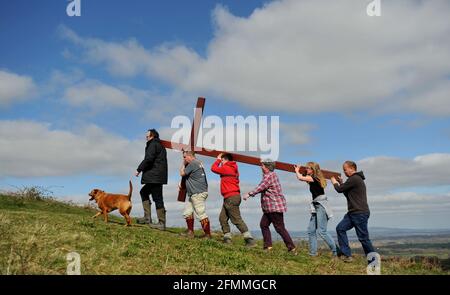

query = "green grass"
0;193;447;275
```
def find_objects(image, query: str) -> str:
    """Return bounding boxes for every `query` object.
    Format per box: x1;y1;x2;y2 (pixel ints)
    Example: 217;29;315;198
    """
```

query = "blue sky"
1;0;450;231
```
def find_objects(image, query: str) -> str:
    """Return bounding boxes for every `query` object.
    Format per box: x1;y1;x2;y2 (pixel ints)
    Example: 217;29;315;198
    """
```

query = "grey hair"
261;159;276;171
183;150;196;157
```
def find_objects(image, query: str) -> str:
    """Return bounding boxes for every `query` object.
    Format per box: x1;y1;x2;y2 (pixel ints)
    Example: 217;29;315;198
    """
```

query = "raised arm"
332;176;354;193
211;159;226;175
294;165;314;183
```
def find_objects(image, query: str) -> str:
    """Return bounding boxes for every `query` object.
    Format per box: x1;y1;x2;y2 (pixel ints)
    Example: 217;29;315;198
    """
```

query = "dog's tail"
128;180;133;201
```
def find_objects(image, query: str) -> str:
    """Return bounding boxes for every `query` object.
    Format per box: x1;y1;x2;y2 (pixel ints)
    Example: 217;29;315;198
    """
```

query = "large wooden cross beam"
160;97;341;202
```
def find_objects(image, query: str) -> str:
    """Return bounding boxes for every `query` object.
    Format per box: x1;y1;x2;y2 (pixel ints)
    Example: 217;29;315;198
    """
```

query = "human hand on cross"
331;176;342;185
243;193;250;201
217;153;223;160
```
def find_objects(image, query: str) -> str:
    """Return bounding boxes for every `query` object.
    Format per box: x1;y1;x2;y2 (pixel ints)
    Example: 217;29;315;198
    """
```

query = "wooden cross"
160;97;341;202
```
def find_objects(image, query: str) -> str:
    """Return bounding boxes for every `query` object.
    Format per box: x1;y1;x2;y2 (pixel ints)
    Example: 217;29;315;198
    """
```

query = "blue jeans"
308;204;337;256
336;212;375;257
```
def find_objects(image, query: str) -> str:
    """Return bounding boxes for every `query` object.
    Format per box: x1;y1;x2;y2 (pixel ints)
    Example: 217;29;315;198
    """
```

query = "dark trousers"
140;184;164;209
336;212;375;257
260;212;295;251
219;195;249;234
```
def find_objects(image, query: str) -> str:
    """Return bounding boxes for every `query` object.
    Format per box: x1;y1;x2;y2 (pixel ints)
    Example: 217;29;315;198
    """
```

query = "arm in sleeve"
183;162;195;176
210;159;226;175
249;174;270;196
333;177;355;193
137;143;157;172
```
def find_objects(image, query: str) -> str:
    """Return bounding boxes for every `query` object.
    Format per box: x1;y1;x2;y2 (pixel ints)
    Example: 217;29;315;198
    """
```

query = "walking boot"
149;208;166;230
136;200;151;224
180;215;194;238
199;218;212;239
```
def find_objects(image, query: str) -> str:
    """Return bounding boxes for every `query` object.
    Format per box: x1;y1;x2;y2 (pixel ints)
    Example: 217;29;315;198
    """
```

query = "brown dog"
88;181;133;226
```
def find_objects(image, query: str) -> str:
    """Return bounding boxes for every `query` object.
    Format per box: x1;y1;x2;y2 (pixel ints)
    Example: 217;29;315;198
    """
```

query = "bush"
6;186;54;201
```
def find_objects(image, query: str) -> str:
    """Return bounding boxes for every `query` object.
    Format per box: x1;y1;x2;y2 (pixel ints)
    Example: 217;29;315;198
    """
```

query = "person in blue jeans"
331;161;375;263
295;162;337;257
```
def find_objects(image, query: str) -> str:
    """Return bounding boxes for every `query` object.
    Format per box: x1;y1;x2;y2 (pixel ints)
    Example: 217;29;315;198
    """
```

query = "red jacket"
211;159;240;198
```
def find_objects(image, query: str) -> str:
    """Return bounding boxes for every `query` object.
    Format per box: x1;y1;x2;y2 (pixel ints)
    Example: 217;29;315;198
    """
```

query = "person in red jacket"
211;153;256;247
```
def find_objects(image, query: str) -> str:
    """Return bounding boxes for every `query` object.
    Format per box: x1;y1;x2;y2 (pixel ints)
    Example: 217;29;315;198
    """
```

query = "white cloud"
0;70;36;106
407;80;450;116
0;120;142;177
63;79;136;110
58;24;201;80
359;153;450;192
60;0;450;116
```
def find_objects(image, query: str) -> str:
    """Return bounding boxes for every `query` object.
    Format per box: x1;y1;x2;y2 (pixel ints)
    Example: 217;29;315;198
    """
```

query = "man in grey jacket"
331;161;375;262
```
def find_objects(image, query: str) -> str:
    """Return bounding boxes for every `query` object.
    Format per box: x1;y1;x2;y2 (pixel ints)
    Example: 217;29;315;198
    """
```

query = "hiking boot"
149;208;166;230
180;215;195;238
200;217;211;238
223;237;232;244
244;238;257;248
180;230;195;239
136;200;151;224
335;245;344;257
264;246;273;252
341;256;353;263
289;248;298;256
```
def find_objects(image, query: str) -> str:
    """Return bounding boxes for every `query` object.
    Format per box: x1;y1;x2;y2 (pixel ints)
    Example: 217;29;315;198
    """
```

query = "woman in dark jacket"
135;129;168;230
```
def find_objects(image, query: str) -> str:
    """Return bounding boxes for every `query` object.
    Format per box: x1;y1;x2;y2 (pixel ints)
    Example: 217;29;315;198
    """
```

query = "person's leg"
271;213;296;251
149;184;166;230
150;184;164;209
137;184;152;224
191;192;211;238
307;214;318;256
259;213;272;249
219;202;231;242
225;195;255;246
316;205;337;255
191;192;208;220
336;213;354;257
350;213;375;255
225;196;252;235
182;198;195;237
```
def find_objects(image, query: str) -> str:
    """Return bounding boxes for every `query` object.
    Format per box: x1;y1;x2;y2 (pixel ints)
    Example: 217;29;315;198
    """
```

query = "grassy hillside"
0;192;447;275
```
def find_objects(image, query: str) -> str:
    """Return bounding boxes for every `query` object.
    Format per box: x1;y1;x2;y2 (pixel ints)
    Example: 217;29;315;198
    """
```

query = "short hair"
344;160;357;170
261;159;276;171
221;153;233;161
147;128;159;138
183;150;196;157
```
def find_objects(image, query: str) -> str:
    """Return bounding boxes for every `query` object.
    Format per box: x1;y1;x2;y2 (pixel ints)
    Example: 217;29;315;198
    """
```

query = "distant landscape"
251;227;450;264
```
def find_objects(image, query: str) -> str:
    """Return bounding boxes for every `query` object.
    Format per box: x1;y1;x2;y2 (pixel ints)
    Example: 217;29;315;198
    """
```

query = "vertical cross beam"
177;97;206;202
